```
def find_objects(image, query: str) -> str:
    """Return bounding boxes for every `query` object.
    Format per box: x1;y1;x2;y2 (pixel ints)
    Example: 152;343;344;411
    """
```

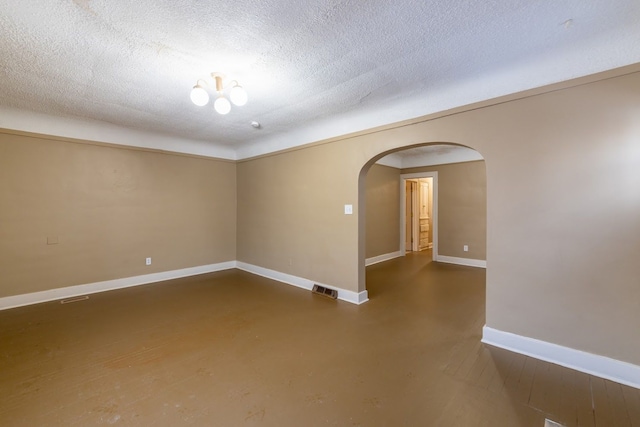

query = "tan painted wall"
403;161;486;260
0;131;237;297
365;164;400;259
237;66;640;365
237;143;360;290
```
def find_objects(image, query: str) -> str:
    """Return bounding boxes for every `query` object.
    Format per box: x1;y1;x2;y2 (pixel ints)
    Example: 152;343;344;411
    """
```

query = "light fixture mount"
190;72;247;114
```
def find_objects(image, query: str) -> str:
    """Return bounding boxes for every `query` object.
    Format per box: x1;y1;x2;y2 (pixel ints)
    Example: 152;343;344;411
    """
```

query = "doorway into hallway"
401;172;437;261
404;177;433;253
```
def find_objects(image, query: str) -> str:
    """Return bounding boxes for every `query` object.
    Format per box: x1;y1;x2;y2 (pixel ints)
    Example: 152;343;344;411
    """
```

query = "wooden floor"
1;252;639;426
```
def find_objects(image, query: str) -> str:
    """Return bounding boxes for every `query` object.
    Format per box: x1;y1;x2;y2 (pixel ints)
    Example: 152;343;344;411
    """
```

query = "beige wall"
365;164;401;259
403;161;486;260
237;66;640;366
0;130;236;297
237;143;360;290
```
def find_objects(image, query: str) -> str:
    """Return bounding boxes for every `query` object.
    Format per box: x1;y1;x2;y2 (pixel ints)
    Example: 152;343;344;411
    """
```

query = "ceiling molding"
0;106;237;160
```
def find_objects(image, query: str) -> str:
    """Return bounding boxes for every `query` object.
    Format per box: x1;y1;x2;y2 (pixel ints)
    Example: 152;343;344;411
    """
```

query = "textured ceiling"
1;0;639;159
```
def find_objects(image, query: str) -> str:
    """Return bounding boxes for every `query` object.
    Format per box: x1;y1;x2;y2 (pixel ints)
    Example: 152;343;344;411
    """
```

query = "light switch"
344;204;353;215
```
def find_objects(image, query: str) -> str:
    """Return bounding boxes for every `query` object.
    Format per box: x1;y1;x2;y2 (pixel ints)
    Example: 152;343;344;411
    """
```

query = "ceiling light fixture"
190;81;209;106
190;72;247;115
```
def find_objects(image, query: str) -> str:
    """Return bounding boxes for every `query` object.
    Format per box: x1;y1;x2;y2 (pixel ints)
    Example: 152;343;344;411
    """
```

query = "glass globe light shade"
190;85;209;106
214;96;231;114
229;84;248;106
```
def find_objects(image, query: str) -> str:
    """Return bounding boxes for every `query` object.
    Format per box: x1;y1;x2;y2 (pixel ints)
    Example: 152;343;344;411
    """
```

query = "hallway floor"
1;253;639;426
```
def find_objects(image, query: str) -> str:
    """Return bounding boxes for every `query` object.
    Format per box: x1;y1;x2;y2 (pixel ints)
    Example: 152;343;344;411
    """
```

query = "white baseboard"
236;262;369;305
365;251;403;266
0;261;236;311
0;260;370;311
482;326;640;390
436;255;486;268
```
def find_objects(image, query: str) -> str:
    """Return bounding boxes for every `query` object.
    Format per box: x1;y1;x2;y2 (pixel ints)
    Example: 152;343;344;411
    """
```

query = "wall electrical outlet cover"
146;257;152;265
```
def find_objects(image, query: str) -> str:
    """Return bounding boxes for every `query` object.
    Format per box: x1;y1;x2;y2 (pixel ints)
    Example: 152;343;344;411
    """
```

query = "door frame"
405;180;420;252
400;172;438;261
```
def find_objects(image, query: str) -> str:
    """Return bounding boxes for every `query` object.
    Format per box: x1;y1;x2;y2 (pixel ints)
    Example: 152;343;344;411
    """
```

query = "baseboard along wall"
0;261;237;311
236;262;368;305
482;326;640;390
436;255;486;268
365;251;403;266
0;261;368;310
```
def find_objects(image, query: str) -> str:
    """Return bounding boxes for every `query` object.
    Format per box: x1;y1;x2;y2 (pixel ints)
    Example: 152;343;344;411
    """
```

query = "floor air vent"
60;295;89;304
312;284;338;299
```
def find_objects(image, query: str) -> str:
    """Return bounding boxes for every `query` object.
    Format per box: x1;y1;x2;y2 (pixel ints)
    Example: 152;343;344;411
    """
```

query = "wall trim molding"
0;261;370;311
236;262;369;305
0;107;237;160
0;261;236;311
436;255;486;268
365;251;403;266
482;326;640;390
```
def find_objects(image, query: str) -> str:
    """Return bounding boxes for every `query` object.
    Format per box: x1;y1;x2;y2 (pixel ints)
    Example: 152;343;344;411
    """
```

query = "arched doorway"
358;142;486;298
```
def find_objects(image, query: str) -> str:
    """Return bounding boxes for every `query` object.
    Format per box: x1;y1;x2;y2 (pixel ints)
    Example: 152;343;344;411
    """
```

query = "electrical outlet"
463;245;469;252
146;257;152;265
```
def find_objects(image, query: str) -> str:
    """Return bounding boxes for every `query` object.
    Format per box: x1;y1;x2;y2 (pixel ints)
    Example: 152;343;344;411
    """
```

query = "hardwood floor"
1;252;638;426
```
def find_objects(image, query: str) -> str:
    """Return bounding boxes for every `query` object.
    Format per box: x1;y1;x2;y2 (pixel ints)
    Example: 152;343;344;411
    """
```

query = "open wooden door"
419;179;431;250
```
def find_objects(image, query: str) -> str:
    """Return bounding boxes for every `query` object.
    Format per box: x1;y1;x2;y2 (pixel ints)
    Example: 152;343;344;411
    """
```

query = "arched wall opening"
357;142;487;298
235;68;640;383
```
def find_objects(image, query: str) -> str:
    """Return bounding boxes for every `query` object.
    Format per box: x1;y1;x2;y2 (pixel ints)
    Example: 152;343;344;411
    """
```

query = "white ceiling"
1;0;639;160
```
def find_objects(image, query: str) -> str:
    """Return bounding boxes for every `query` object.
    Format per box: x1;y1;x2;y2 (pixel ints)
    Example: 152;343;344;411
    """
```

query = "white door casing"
400;172;438;261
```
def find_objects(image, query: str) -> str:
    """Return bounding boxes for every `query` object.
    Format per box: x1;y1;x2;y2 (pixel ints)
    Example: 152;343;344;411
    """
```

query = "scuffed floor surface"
1;252;639;426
